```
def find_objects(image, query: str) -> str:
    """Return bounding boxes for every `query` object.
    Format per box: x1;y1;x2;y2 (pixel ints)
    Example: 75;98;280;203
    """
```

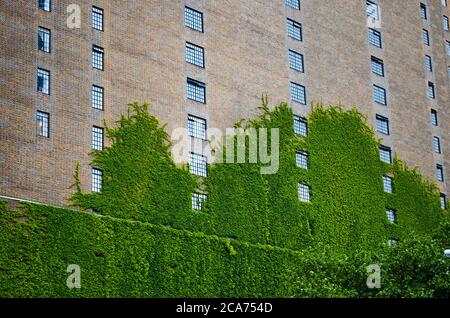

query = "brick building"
0;0;449;208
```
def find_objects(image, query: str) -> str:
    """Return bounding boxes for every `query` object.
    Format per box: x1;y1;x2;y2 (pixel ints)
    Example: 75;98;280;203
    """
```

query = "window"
433;136;441;154
92;85;104;110
188;115;207;140
298;183;311;202
37;68;50;94
420;3;427;20
425;55;433;72
38;27;50;53
287;19;302;41
376;114;389;135
382;176;393;193
36;111;49;138
92;7;104;31
39;0;51;11
444;16;449;31
294;116;308;136
288;50;304;72
436;164;444;182
386;208;396;224
92;46;104;70
380;145;392;164
371;56;384;76
185;6;203;32
446;41;450;55
440;193;447;210
189;153;207;177
373;85;386;105
428;82;435;99
442;0;448;6
187;78;206;103
286;0;300;9
192;192;207;211
423;29;430;46
431;109;438;126
296;151;308;169
366;1;379;20
368;28;382;48
92;126;104;151
290;82;306;104
92;168;103;193
186;42;205;68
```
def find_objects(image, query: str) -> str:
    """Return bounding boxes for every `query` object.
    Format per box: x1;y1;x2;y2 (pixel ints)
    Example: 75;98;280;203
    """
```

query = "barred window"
92;7;104;31
39;0;51;11
287;19;302;41
92;46;104;70
298;183;311;202
286;0;300;10
380;145;392;164
37;68;50;94
36;111;49;138
423;29;430;46
428;82;435;99
382;176;393;193
290;82;306;104
371;56;384;76
186;42;205;68
368;28;382;48
188;114;207;140
433;136;441;154
92;126;104;151
425;55;432;72
92;168;103;193
92;85;104;110
366;1;379;20
296;151;308;169
294;116;308;136
192;192;207;211
436;164;444;182
189;153;207;177
288;50;304;72
185;6;203;32
386;208;396;224
440;193;447;210
431;109;438;126
187;78;206;103
376;114;389;135
444;16;449;31
420;3;427;20
373;85;386;105
38;27;51;53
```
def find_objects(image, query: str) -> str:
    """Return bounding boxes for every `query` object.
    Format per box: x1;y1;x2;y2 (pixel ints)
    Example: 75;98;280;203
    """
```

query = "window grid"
186;42;205;67
296;151;308;169
92;126;104;151
366;1;379;20
444;16;449;31
37;68;50;94
38;27;50;53
436;164;444;182
371;56;384;76
288;50;304;72
36;111;49;138
298;183;311;202
440;193;447;210
373;85;386;105
425;55;433;72
185;7;203;32
92;46;104;70
383;176;393;193
386;208;396;224
380;145;392;164
192;192;207;211
92;85;104;110
187;78;206;103
433;136;441;154
286;0;300;10
290;82;306;104
368;28;382;48
420;3;427;20
428;82;435;99
376;114;389;135
92;7;104;31
431;109;438;126
287;19;302;41
189;153;207;177
92;168;103;193
39;0;51;11
423;29;430;46
188;115;207;140
294;116;308;136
